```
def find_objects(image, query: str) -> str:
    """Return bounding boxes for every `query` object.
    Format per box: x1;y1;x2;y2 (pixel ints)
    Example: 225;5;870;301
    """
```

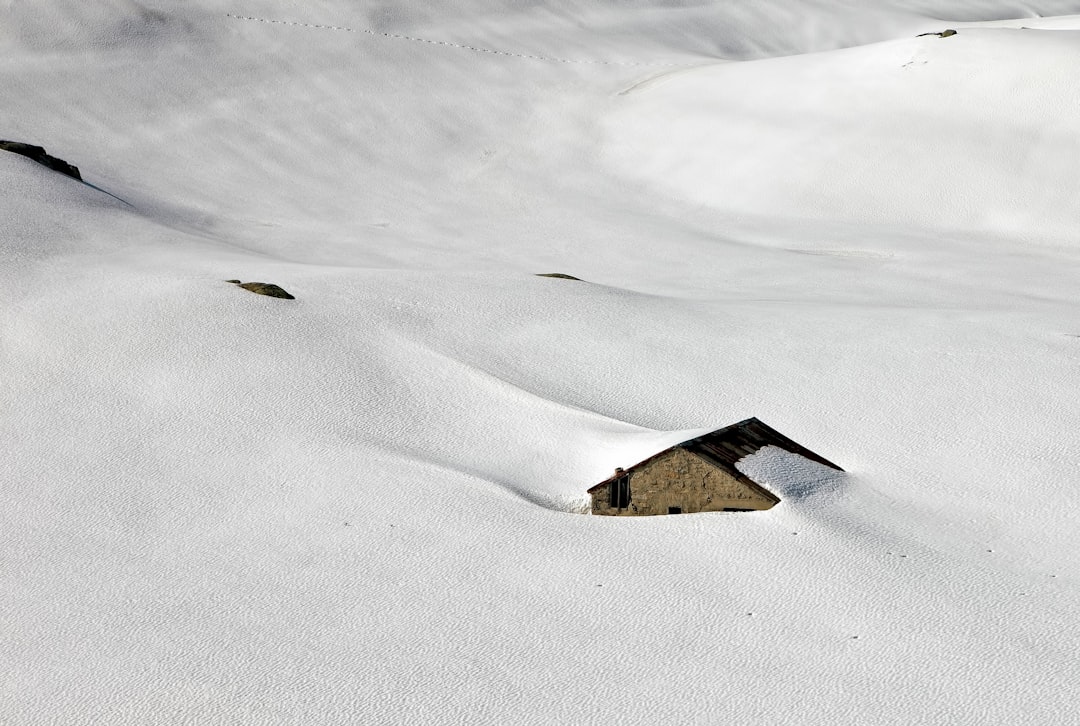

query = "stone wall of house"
591;448;779;516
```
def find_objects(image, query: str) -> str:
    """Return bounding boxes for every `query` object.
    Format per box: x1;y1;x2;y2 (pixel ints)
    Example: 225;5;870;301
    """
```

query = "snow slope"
3;1;1080;723
605;22;1080;239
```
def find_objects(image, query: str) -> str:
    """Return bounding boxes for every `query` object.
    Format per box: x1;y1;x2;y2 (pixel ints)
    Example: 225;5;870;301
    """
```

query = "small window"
668;507;682;515
609;475;630;509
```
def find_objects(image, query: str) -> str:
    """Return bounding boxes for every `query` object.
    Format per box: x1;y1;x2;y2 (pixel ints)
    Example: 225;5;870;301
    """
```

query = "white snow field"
4;1;1080;723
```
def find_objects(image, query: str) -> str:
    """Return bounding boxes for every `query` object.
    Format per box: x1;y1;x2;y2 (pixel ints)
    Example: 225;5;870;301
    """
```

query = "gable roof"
683;417;843;473
588;417;842;493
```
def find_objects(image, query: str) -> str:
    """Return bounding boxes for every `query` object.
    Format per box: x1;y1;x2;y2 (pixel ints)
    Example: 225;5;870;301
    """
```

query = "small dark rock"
224;279;242;284
536;273;582;281
235;281;295;299
917;29;957;38
0;140;82;181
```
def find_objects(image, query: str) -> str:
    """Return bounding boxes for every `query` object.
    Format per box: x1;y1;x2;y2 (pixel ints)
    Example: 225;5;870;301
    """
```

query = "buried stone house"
588;418;843;516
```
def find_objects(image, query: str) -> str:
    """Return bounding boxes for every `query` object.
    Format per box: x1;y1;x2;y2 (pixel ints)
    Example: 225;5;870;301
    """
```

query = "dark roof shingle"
683;417;843;473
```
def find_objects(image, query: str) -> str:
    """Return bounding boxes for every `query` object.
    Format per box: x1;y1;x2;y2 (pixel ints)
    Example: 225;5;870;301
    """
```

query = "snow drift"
3;1;1080;724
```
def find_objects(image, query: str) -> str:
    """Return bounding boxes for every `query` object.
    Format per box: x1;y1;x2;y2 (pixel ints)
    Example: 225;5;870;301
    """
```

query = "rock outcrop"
536;273;582;281
0;140;82;181
229;280;295;299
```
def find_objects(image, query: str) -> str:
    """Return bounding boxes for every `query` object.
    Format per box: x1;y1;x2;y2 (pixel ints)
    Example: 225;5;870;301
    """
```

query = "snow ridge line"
225;14;687;68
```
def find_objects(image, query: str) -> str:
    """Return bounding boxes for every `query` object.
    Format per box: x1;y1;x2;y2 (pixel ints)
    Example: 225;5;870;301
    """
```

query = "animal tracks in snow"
225;14;687;68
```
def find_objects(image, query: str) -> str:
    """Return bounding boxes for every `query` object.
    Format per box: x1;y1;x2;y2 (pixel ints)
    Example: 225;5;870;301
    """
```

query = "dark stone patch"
229;280;295;299
536;273;582;281
917;29;957;38
0;140;82;181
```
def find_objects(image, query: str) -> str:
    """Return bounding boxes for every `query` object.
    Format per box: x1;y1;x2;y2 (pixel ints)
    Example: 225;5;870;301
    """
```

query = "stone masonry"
590;448;778;516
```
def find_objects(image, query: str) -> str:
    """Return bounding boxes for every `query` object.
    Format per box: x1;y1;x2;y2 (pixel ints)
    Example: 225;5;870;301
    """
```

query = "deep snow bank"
4;1;1080;724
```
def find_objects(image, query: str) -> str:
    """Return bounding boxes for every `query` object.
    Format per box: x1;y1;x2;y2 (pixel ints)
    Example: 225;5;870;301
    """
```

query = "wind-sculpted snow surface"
604;19;1080;240
3;1;1080;724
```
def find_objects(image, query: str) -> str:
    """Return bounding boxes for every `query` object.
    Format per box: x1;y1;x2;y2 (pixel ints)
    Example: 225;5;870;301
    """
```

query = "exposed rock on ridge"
0;140;82;180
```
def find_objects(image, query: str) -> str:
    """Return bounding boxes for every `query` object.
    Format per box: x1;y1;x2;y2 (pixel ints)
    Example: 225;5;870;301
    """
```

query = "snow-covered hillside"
3;1;1080;723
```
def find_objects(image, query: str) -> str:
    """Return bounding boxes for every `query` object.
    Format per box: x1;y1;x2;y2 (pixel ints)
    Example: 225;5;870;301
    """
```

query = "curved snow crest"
510;487;592;514
603;24;1080;242
735;445;846;503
